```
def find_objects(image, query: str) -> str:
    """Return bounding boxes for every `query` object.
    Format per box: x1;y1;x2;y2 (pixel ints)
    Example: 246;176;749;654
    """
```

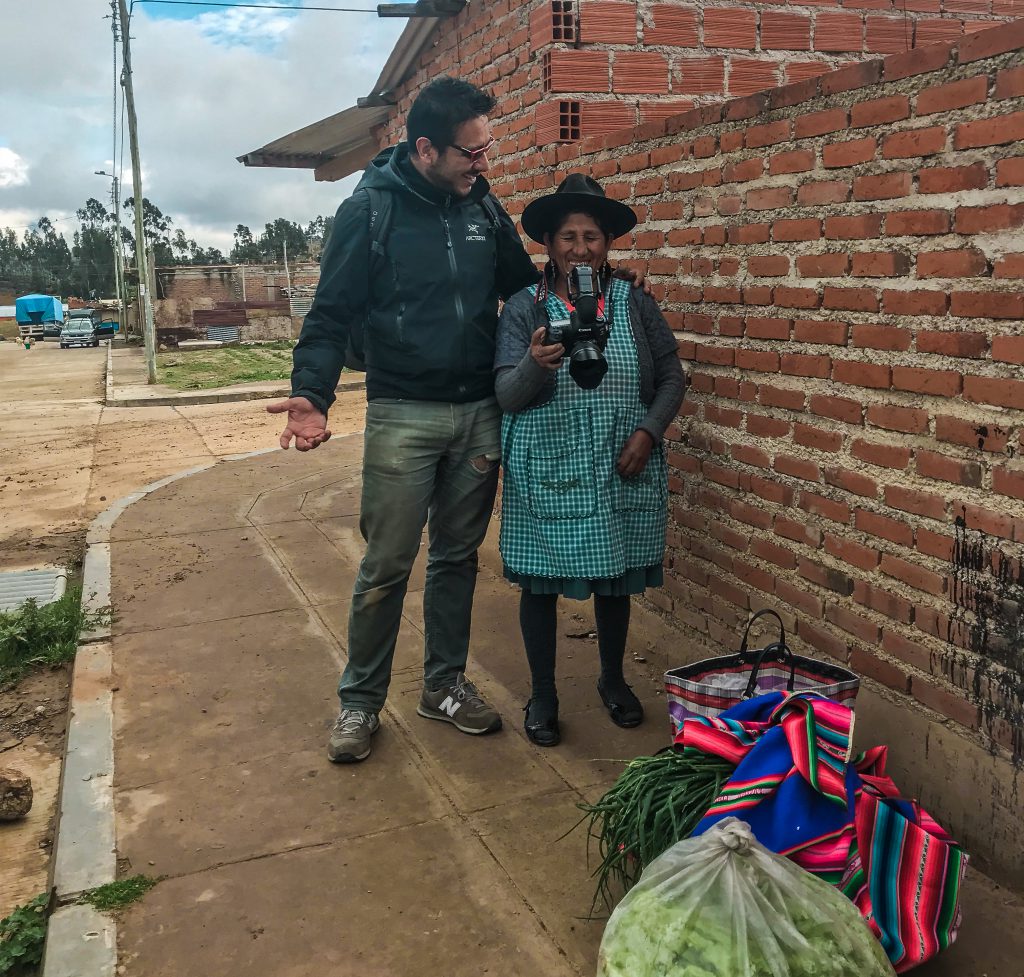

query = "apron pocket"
526;409;596;520
612;408;668;512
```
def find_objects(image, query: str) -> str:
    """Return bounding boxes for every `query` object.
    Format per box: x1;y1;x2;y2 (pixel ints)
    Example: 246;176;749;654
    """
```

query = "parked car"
66;307;118;340
60;321;99;348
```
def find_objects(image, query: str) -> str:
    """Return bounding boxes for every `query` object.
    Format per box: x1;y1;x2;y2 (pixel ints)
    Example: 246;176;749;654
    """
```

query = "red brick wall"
366;7;1024;878
382;0;1023;148
498;24;1024;766
382;13;1024;758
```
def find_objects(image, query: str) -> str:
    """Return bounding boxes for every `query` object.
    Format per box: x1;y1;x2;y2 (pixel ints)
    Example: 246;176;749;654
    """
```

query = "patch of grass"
81;875;159;912
156;342;295;390
0;587;112;689
0;893;48;976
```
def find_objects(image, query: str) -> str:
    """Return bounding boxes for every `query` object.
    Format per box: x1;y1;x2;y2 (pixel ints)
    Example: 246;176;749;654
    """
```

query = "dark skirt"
503;564;664;600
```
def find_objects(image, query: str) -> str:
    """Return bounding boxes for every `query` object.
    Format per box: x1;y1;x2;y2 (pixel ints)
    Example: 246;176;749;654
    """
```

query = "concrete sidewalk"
63;438;1024;976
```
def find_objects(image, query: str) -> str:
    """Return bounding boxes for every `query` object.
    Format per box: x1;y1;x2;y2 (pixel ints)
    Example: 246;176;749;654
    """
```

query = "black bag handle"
738;608;787;657
742;640;797;699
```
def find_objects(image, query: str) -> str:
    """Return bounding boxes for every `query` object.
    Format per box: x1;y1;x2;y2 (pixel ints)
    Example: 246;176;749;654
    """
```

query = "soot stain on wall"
951;513;1024;762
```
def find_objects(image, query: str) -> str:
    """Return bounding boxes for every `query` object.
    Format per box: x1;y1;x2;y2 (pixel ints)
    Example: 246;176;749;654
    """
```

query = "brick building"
152;262;320;346
241;3;1024;885
155;262;320;304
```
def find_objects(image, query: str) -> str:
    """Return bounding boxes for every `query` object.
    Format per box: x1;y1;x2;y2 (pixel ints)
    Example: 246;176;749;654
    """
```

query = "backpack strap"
362;186;393;269
479;192;503;232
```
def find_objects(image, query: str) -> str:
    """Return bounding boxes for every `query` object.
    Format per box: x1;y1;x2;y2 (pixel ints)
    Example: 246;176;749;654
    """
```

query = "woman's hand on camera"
617;429;655;477
530;326;564;371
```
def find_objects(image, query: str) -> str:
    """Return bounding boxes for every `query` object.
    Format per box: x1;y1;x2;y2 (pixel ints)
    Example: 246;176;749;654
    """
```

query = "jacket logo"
467;223;480;233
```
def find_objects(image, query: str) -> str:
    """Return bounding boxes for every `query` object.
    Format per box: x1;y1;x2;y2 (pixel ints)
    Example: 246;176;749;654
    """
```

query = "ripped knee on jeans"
469;452;501;474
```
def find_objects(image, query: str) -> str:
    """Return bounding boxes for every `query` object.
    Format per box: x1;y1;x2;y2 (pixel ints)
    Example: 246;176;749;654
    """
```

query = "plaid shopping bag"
664;609;860;734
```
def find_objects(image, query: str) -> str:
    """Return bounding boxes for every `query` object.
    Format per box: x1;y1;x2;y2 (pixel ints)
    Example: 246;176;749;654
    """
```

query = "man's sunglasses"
450;137;495;162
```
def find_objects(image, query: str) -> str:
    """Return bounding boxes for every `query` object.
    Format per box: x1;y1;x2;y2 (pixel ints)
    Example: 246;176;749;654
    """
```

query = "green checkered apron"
500;277;668;590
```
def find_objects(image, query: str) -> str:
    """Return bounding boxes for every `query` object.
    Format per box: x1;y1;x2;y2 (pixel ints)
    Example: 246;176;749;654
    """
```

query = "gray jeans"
338;397;501;713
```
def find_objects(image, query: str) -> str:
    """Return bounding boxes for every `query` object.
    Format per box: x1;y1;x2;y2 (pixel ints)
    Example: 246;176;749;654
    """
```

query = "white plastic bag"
596;818;895;977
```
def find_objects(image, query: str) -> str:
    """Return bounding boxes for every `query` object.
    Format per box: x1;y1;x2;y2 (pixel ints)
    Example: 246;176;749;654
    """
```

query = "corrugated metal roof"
238;15;446;178
237;104;393;170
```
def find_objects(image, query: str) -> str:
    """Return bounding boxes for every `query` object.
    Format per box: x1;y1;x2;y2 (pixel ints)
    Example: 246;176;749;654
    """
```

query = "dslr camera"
545;265;609;389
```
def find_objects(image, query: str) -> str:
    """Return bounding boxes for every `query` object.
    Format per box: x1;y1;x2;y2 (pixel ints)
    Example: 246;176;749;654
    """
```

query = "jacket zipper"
441;207;468;379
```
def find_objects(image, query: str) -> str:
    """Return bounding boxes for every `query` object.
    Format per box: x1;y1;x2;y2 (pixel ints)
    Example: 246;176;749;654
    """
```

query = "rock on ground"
0;768;33;820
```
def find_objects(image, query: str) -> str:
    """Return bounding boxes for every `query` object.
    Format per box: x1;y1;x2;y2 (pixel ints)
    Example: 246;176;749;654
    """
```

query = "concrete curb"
103;347;366;407
42;454;267;976
50;640;116;900
44;904;116;977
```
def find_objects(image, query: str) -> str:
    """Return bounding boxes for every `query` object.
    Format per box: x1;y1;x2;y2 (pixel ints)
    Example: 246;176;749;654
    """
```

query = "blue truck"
15;294;64;340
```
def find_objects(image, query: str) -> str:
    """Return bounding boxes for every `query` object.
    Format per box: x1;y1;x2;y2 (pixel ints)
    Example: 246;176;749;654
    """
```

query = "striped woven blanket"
675;692;966;973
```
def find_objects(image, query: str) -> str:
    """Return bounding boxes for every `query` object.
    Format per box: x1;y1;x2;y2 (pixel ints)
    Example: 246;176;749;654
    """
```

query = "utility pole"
108;2;126;335
117;0;157;383
96;171;126;330
112;176;126;331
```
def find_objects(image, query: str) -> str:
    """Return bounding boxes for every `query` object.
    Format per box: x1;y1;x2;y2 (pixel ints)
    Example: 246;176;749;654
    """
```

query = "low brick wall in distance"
503;22;1024;885
239;312;292;343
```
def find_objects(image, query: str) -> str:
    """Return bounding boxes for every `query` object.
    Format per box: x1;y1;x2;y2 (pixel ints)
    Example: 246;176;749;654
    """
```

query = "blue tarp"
15;294;63;325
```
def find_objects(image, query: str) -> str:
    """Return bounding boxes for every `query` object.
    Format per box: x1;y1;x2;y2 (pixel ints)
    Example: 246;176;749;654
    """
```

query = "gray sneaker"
417;673;502;735
327;709;380;763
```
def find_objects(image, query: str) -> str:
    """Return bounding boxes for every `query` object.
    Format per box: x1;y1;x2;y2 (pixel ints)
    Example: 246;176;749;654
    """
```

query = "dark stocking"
594;594;631;691
519;591;559;707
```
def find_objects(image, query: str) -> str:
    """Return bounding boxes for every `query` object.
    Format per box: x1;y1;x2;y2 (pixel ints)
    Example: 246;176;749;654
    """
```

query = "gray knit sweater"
493;284;686;442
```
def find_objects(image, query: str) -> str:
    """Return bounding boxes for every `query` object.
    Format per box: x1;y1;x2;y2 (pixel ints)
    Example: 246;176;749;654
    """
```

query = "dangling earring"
536;260;555;303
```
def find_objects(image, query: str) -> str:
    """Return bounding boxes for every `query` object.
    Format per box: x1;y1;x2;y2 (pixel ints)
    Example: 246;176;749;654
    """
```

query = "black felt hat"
520;173;637;244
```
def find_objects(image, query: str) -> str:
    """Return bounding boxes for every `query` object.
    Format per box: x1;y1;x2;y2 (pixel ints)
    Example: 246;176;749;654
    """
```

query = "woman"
494;174;686;747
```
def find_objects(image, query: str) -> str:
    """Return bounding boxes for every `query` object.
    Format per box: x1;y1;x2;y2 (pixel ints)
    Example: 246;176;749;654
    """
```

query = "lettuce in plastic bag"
597;818;895;977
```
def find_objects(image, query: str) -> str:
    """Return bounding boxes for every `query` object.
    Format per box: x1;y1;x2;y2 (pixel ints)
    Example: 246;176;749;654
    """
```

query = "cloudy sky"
0;0;405;253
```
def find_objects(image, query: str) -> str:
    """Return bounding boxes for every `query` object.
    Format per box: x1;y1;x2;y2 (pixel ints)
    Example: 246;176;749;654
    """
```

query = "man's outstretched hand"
267;396;332;451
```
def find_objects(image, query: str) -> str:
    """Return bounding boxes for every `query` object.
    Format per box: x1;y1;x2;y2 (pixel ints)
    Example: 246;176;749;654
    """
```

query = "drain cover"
0;568;69;612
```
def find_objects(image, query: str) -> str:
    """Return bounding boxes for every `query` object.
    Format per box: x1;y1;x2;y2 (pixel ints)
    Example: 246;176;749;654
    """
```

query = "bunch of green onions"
578;747;736;910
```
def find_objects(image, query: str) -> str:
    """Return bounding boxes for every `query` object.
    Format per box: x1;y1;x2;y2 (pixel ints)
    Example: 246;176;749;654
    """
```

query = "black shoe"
597;679;644;728
524;698;560;747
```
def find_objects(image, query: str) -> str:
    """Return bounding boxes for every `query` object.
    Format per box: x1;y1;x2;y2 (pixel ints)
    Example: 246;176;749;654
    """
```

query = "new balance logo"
438;696;461;718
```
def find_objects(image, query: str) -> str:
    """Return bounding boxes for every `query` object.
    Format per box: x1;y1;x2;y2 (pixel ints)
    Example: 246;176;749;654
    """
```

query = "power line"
134;0;377;11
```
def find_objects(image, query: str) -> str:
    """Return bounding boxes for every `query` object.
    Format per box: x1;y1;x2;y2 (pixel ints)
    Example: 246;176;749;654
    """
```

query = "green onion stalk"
578;747;736;911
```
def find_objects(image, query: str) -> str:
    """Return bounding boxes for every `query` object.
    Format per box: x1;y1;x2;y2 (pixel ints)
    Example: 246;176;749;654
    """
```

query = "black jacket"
291;145;539;412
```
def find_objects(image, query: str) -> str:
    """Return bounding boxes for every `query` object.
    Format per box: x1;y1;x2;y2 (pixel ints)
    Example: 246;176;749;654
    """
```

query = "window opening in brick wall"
551;0;576;43
559;100;581;141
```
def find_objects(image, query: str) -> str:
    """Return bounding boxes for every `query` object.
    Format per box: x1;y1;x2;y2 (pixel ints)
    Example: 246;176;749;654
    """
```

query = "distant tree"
70;226;114;298
71;198;115;297
77;197;110;228
122;196;174;265
259;217;307;264
304;214;334;259
20;218;73;293
0;198;323;297
230;224;261;263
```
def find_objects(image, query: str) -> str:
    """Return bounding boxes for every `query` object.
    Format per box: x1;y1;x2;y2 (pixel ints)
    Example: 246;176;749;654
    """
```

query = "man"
268;77;540;763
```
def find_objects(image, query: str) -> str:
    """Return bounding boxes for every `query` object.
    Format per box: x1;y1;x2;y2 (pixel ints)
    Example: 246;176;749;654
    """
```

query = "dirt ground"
0;339;367;916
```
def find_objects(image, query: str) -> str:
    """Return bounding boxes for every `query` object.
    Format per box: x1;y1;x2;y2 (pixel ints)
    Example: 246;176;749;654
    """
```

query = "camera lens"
569;343;608;390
